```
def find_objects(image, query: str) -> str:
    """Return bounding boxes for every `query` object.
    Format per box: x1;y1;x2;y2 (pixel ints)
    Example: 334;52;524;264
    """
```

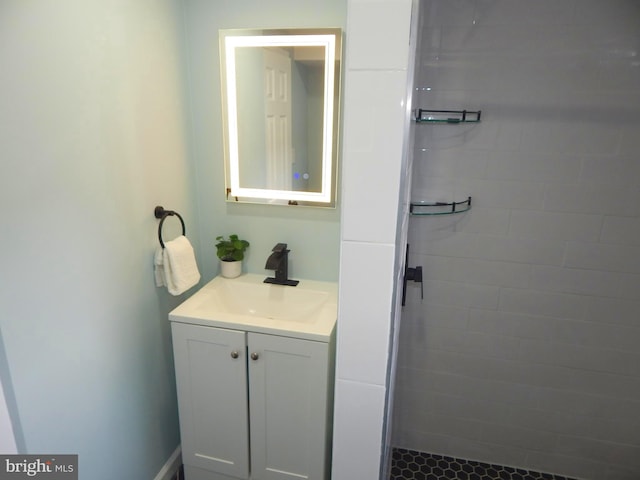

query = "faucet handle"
272;243;288;253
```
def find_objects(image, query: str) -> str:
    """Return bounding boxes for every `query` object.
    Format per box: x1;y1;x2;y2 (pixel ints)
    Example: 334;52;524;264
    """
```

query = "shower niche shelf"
410;197;472;216
414;109;481;124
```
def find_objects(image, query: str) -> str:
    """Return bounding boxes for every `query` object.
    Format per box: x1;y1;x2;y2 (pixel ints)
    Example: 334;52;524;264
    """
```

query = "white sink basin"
169;273;338;341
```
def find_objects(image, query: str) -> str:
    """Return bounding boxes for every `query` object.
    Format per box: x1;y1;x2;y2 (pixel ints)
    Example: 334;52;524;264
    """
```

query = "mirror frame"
220;28;342;207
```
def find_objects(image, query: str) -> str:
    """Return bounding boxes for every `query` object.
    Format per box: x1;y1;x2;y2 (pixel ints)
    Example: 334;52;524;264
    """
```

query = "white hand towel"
161;235;201;296
154;247;166;287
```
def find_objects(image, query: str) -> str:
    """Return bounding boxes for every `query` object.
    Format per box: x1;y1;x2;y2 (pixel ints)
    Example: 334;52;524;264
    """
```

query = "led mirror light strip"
225;34;337;203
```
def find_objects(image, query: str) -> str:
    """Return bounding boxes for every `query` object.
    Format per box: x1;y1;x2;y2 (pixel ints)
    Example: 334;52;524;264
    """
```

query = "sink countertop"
169;273;338;342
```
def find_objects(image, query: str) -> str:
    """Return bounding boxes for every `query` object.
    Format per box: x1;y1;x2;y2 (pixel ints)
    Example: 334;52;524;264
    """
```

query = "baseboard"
153;445;182;480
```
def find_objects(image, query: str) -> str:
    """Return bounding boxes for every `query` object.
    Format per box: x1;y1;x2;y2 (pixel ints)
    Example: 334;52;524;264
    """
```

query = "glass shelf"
410;197;472;216
414;109;481;124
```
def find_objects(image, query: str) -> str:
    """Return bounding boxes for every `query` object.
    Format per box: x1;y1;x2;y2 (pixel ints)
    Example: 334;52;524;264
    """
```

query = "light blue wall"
182;0;346;283
0;1;194;477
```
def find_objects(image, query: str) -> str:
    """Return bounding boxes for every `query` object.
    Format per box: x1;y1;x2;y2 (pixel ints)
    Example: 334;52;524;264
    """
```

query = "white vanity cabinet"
171;321;335;480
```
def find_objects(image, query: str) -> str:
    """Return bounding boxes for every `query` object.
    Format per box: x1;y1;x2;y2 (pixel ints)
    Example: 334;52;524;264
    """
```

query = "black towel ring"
154;206;186;249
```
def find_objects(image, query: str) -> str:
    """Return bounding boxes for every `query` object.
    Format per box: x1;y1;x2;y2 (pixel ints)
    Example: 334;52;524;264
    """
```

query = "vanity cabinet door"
172;322;250;479
248;333;330;480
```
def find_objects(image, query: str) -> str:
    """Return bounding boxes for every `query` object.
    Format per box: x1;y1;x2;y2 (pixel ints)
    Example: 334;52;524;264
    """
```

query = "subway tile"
585;296;640;327
600;396;640;423
567;368;640;401
619;123;640;155
493;362;575;391
467;309;518;337
412;230;567;267
488;236;566;266
397;319;432;351
603;466;640;480
487;151;583;183
553;319;640;353
556;435;640;471
531;23;596;54
410;173;455;202
573;0;640;31
441;24;537;54
564;241;640;274
519;339;640;377
411;147;455;178
423;279;500;310
598;61;640;92
400;411;485;441
392;387;439;418
341;70;407;244
473;0;530;26
439;257;531;288
331;380;386;479
499;287;587;320
517;120;567;153
617;273;640;300
467;309;564;343
341;148;402;243
424;328;520;361
512;313;558;340
507;211;602;242
413;147;489;180
543;185;633;215
530;265;622;297
479;423;558;452
580;156;640;186
424;61;499;93
537;387;609;418
346;0;412;70
525;451;608;480
553;122;621;156
591;417;640;446
394;3;640;477
510;407;594;435
395;366;440;396
395;345;431;370
432;372;542;409
421;350;496;377
451;207;510;235
524;0;577;26
456;179;546;211
429;391;512;424
402;302;469;330
493;119;525;150
337;242;394;385
422;0;476;27
600;216;640;245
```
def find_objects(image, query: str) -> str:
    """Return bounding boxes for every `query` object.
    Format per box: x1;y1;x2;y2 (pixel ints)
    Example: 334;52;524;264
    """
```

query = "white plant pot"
220;260;242;279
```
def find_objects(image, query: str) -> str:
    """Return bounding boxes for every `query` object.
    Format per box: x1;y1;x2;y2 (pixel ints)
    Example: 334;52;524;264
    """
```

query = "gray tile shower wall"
392;0;640;479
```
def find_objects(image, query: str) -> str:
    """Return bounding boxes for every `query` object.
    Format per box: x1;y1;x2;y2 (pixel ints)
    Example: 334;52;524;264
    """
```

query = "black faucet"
264;243;299;286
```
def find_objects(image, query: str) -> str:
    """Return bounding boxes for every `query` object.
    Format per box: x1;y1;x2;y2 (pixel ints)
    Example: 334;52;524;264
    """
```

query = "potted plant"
215;234;250;278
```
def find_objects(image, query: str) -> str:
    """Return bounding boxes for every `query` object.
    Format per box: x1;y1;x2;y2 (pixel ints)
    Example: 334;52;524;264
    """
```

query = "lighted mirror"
220;28;342;207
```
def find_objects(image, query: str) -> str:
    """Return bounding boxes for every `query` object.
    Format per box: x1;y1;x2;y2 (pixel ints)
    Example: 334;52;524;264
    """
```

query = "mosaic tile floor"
390;448;578;480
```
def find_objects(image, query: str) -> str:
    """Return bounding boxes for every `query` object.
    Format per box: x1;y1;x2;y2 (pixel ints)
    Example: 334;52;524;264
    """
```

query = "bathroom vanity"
169;274;337;480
